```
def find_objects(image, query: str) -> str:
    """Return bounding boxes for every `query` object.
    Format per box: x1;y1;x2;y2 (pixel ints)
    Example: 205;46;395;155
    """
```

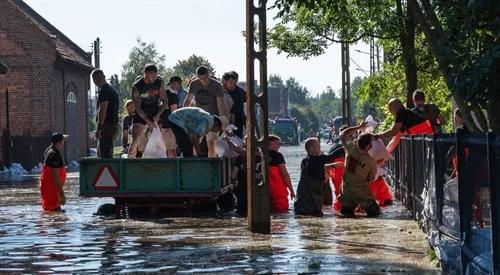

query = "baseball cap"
51;133;68;144
167;75;182;85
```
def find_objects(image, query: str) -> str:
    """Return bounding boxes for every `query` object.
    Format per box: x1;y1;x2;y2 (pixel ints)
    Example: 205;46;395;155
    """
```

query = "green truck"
270;117;300;145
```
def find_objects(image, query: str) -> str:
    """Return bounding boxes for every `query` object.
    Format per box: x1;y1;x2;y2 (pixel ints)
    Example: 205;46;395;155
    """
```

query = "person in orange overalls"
375;98;433;153
325;144;345;211
268;135;295;213
40;133;68;211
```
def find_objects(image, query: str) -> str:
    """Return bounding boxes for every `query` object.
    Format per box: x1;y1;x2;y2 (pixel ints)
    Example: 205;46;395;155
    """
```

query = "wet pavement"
0;144;439;273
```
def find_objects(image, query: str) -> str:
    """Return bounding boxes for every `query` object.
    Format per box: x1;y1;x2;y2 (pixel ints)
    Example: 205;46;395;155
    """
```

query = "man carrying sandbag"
375;98;433;153
168;107;229;158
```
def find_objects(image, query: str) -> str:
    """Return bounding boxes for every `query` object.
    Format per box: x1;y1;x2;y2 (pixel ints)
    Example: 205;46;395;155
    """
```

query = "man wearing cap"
168;76;188;108
168;107;228;158
92;69;119;158
40;133;67;211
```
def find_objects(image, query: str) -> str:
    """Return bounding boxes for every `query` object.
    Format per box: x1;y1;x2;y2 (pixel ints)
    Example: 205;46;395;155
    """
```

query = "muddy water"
0;144;439;273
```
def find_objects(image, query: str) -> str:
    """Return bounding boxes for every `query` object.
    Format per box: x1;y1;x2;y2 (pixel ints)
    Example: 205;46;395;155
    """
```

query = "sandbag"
362;115;378;134
215;136;244;158
369;138;394;162
143;127;167;158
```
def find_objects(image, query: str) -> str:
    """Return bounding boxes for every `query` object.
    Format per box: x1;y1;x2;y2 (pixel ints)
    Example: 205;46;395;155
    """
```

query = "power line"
349;57;369;77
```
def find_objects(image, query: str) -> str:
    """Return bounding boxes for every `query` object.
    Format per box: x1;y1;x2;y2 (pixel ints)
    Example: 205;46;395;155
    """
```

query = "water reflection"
0;144;437;273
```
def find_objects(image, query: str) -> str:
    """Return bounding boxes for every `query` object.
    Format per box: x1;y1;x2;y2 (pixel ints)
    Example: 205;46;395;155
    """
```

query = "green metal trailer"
79;157;231;214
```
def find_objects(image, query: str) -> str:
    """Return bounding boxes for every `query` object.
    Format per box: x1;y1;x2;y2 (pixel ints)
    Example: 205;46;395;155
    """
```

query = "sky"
25;0;372;96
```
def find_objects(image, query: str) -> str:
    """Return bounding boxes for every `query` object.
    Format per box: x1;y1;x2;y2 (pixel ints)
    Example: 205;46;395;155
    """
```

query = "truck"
269;117;300;145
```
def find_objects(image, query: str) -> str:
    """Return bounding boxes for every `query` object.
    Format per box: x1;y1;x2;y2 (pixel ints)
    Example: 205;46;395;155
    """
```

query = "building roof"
11;0;93;70
0;61;8;74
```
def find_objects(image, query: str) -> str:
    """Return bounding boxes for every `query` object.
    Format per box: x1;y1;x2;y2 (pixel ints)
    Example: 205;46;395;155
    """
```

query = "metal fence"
386;130;500;273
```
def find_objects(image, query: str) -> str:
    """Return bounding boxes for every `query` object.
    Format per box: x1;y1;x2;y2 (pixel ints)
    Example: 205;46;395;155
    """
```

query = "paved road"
0;143;439;273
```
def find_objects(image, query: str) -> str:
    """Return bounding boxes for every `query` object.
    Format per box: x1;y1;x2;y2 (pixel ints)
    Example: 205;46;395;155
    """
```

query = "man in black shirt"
129;64;169;158
222;71;246;138
92;69;119;159
375;98;432;152
294;137;341;216
122;100;134;153
159;89;179;157
412;89;445;134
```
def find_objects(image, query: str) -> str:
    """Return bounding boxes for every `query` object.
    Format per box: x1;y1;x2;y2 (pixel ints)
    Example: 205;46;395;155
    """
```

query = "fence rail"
386;130;500;273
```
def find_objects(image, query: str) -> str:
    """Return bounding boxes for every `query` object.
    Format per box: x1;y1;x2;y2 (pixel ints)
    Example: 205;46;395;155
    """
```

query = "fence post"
434;135;444;230
409;136;415;214
488;133;500;273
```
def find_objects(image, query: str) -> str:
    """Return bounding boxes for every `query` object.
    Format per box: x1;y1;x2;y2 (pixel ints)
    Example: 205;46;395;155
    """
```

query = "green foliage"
290;104;319;136
286;77;310;106
311;86;342;126
119;38;167;99
269;74;311;107
269;74;285;88
87;92;96;132
167;54;216;86
355;62;452;132
269;0;399;59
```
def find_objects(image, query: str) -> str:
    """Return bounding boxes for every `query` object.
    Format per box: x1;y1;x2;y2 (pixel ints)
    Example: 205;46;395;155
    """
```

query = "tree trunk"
487;59;500;133
396;0;417;107
407;0;489;132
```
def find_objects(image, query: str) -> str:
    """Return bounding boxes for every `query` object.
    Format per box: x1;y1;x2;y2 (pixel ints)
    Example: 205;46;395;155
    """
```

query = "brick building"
0;0;93;169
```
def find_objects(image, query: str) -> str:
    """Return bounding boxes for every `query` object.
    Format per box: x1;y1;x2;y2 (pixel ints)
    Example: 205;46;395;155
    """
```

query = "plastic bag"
368;138;394;162
363;115;378;134
142;127;167;158
215;135;244;158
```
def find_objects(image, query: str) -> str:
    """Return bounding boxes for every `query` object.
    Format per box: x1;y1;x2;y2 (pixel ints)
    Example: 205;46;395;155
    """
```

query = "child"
294;138;342;216
268;135;295;213
40;133;67;211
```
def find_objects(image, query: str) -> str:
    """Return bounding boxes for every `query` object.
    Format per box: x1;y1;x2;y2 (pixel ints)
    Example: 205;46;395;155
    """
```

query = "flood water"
0;144;439;273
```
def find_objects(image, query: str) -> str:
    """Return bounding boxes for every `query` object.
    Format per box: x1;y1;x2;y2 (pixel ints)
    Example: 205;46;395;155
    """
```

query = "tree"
269;74;285;88
311;86;342;126
272;0;500;132
290;104;320;137
286;77;310;106
169;54;216;85
120;38;167;100
405;0;499;132
270;0;419;106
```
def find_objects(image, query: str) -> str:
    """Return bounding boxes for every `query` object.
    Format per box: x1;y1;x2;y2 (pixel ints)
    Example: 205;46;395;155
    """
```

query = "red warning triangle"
92;165;119;190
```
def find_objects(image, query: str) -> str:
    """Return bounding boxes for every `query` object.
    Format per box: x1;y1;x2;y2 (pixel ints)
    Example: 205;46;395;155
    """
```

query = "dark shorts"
159;111;172;129
132;105;158;125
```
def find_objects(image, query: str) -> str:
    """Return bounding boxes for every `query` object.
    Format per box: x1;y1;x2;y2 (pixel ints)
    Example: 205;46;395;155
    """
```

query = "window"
67;92;77;103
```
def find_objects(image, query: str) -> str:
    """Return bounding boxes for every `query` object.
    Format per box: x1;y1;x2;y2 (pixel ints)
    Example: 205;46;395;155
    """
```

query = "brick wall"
0;0;91;168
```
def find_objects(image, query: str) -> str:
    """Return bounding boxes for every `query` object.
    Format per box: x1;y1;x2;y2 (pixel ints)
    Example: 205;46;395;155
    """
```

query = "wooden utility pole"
246;0;271;234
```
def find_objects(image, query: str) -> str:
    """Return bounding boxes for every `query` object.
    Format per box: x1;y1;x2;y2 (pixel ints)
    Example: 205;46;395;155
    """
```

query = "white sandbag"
363;115;378;134
376;167;388;178
368;138;394;162
364;115;378;128
215;136;244;158
142;127;167;158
